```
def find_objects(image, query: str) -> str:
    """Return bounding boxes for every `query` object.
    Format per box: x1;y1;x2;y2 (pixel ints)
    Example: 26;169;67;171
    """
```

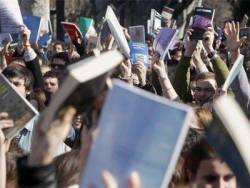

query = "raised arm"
173;29;197;102
17;107;76;188
20;27;43;89
152;54;179;101
202;27;229;87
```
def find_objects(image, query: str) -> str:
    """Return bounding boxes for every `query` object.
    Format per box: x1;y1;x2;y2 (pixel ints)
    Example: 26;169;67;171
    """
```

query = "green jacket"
173;54;230;102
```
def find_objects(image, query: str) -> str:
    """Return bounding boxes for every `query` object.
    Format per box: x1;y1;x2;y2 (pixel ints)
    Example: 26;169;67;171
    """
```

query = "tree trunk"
19;0;50;32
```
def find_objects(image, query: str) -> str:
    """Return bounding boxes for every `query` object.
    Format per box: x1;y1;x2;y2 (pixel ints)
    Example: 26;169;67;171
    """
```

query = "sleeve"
23;47;44;89
173;56;192;102
17;155;57;188
72;39;86;58
210;55;229;87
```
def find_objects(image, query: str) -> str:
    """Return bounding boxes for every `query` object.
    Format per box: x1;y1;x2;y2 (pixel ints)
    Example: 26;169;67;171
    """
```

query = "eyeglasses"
194;87;215;93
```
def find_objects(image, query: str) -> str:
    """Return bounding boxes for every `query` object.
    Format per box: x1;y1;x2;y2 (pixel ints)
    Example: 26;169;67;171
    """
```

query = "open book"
0;73;39;139
191;7;215;40
105;6;130;58
0;0;23;33
23;16;43;44
129;25;145;44
40;50;123;130
153;28;178;61
61;21;83;41
222;54;244;91
81;80;193;188
206;96;250;187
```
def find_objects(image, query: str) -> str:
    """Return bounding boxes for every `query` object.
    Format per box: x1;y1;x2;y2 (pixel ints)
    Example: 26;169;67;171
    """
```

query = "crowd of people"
0;2;250;188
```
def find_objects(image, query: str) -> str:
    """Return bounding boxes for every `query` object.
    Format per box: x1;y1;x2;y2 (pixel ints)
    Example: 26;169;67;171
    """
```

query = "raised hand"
132;62;147;86
120;59;132;78
183;28;198;57
0;112;14;149
151;53;167;78
20;26;31;46
193;41;203;64
202;27;215;53
28;107;76;166
224;21;247;52
0;112;14;188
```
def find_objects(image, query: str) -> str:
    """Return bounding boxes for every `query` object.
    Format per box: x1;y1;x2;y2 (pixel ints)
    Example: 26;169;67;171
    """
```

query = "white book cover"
81;80;193;188
222;54;244;91
105;6;130;58
0;0;23;33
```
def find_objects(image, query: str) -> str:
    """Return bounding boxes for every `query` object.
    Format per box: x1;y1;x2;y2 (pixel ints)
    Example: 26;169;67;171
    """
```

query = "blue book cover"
81;80;192;188
23;15;42;44
153;28;178;61
129;42;149;67
38;33;51;48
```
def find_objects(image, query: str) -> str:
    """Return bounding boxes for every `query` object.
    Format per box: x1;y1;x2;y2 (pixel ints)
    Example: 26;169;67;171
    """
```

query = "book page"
81;80;192;188
0;0;23;33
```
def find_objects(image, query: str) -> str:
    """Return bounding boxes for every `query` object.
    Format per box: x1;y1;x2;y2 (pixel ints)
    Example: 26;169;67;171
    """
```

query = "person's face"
9;77;27;97
195;159;237;188
172;50;182;62
194;79;217;106
54;44;63;54
43;77;59;95
73;114;83;130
